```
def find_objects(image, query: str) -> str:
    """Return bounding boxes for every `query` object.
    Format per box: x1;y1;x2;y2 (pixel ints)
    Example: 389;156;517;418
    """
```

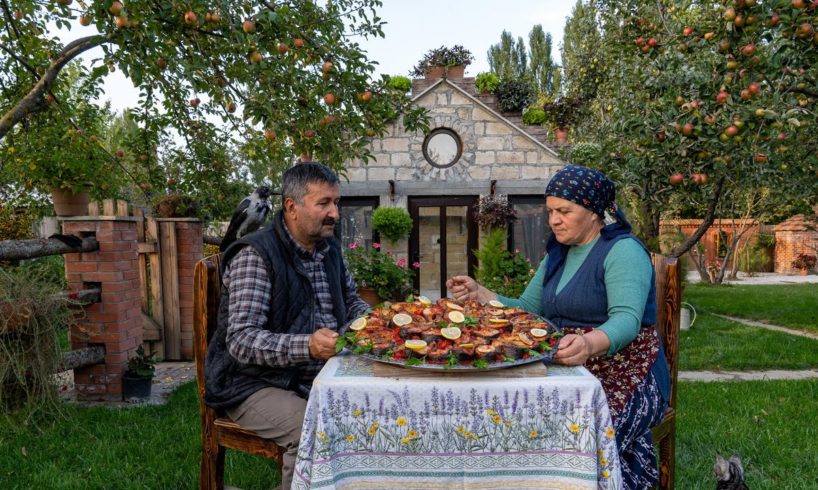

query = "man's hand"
309;328;339;360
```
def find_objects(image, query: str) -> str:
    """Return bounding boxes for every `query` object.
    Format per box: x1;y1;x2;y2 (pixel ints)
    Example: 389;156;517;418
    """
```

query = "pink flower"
348;242;359;250
372;242;381;250
396;258;407;268
412;261;421;269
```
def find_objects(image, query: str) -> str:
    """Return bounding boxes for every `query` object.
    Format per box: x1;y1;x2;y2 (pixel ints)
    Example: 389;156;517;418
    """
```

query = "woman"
446;164;670;489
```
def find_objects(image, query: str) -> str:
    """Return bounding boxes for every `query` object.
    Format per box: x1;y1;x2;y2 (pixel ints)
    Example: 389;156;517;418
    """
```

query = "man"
205;162;370;490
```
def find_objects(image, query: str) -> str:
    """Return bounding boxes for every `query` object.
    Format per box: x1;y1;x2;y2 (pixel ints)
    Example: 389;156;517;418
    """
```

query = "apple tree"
0;0;428;216
562;0;817;260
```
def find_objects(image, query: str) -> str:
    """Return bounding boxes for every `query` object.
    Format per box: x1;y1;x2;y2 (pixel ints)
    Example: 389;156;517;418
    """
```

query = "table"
293;355;622;490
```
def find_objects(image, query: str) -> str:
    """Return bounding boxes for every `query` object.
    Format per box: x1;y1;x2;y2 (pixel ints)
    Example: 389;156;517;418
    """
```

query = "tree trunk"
670;175;726;259
203;235;222;247
0;236;98;261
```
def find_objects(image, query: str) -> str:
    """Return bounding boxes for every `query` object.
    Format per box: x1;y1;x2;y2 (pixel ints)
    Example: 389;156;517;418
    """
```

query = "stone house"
339;73;566;299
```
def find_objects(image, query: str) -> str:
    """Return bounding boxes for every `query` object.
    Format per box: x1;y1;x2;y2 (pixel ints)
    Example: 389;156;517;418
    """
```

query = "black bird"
219;185;274;252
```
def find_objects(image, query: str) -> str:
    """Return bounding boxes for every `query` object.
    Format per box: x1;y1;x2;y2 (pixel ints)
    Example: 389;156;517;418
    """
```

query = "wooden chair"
650;254;682;490
193;255;284;490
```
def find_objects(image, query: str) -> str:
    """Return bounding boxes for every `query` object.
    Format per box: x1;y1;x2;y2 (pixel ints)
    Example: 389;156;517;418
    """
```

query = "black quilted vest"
204;211;347;409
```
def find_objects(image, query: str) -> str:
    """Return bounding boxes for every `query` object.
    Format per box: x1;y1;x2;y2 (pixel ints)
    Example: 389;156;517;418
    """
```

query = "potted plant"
411;45;474;79
791;253;817;275
154;193;197;218
474;194;517;231
542;96;585;142
345;242;418;304
475;72;500;95
122;345;157;401
371;206;413;243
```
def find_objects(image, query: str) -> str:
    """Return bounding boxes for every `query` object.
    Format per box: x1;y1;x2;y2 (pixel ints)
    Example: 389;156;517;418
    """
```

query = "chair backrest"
194;254;222;418
651;253;682;410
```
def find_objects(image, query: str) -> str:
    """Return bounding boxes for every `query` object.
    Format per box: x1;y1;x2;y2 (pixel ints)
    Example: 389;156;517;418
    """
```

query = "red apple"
293;38;305;48
277;43;288;55
321;61;333;73
242;19;255;33
109;1;123;15
156;58;167;70
647;38;657;47
360;90;372;102
323;93;336;105
748;82;761;95
226;101;236;113
669;173;684;185
264;129;276;141
768;14;780;27
792;0;805;8
704;114;716;125
114;15;129;28
725;125;739;137
190;97;200;107
777;131;787;141
248;50;263;64
14;9;23;19
724;8;736;21
716;91;729;105
115;149;125;158
734;15;745;28
682;123;694;136
741;44;756;56
167;178;177;187
683;26;693;36
303;129;315;138
740;89;751;100
79;15;92;26
657;131;666;142
140;183;151;192
184;10;197;26
635;37;645;46
754;154;767;162
704;31;715;41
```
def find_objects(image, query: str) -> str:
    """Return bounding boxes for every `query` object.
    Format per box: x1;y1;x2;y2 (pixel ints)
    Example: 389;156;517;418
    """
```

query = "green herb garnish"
464;315;478;325
405;357;423;366
539;341;553;351
382;348;395;360
335;332;358;353
472;359;489;369
525;348;539;357
445;352;459;368
503;356;515;363
353;340;374;354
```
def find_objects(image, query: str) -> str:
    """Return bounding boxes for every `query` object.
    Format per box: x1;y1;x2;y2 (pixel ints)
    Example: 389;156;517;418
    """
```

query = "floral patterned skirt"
561;326;660;422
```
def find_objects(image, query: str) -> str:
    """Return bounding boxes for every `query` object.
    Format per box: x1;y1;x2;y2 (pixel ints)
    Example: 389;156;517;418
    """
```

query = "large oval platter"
338;297;563;371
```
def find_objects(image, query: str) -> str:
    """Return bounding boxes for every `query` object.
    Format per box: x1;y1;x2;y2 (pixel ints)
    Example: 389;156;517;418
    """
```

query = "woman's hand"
446;275;479;301
553;333;592;366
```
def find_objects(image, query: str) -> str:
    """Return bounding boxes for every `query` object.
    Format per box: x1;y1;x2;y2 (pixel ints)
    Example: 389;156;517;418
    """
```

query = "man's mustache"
322;218;336;226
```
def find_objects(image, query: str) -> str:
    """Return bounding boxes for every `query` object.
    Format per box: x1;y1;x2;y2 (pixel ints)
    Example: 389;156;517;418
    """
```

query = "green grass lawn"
0;383;278;490
683;283;818;332
679;312;818;371
677;379;818;489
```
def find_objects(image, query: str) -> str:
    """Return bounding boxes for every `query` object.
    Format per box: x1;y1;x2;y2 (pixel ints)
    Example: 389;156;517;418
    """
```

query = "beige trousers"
226;386;307;490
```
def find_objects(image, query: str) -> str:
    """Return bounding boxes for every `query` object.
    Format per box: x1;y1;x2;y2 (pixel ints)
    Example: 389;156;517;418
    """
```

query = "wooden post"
160;221;181;360
147;217;165;359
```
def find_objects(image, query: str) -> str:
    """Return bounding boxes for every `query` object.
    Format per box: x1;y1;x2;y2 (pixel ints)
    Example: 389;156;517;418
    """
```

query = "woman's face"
546;196;603;246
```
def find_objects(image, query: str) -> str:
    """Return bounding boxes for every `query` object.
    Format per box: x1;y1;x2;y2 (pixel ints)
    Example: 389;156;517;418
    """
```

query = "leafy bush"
371;207;413;243
126;345;157;379
475;72;500;94
411;45;474;77
791;253;817;271
567;142;602;167
474;228;534;298
494;79;533;113
541;96;585;128
522;108;547;125
386;75;412;93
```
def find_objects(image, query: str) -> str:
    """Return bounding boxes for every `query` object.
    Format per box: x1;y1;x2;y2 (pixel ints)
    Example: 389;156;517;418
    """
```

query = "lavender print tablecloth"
293;355;622;490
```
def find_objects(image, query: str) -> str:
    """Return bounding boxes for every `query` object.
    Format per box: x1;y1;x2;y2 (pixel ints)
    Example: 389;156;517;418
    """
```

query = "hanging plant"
474;194;517;231
372;207;413;243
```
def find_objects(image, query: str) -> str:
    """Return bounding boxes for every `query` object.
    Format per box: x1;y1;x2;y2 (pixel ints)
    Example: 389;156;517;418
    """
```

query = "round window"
422;128;462;168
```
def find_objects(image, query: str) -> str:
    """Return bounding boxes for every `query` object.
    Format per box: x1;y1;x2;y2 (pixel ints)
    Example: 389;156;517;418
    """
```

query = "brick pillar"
173;219;203;359
62;217;141;401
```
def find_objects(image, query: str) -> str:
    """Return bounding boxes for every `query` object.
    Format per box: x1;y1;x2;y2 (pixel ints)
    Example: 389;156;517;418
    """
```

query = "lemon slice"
447;311;465;323
446;302;465;311
488;318;509;325
349;317;367;331
392;313;413;326
488;309;505;316
417;295;432;305
487;299;505;308
404;339;428;351
529;328;548;339
440;326;462;340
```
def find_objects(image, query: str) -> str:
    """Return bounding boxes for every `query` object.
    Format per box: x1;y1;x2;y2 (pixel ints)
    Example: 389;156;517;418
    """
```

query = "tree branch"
0;34;107;141
669;174;726;258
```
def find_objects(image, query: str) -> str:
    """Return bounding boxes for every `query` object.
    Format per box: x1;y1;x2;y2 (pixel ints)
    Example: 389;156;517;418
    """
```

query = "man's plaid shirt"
223;223;369;384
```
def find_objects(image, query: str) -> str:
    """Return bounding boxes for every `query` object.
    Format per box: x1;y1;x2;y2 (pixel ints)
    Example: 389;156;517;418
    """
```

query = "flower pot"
799;268;808;276
357;287;383;307
122;372;152;401
51;187;90;217
424;65;465;80
554;128;569;143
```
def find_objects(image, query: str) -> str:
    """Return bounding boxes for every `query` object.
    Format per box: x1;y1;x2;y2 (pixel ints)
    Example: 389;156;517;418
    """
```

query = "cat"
714;452;749;490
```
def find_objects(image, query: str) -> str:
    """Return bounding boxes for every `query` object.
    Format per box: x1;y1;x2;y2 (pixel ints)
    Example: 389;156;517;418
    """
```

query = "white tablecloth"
293;355;622;489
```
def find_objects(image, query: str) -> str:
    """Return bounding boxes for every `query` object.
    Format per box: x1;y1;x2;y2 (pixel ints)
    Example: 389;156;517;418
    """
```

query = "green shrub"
411;45;474;77
474;228;534;298
475;72;500;94
738;233;774;274
567;142;602;167
386;75;412;93
494;79;534;113
371;207;413;243
521;108;546;125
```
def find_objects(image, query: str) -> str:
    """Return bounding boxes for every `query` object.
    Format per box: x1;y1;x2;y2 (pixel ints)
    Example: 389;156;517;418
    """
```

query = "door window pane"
510;197;551;266
418;207;441;300
338;199;377;249
445;206;469;279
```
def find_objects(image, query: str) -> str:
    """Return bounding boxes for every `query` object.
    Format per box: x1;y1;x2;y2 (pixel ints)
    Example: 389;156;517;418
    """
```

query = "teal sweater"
497;236;653;355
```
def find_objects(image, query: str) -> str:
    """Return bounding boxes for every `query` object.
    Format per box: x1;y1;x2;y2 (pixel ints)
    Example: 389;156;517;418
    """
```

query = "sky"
83;0;576;114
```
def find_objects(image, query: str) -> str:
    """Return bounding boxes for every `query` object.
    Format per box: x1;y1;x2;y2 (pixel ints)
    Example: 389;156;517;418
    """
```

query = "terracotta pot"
799;268;808;276
554;127;569;143
51;187;90;217
357;287;383;307
424;65;465;80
